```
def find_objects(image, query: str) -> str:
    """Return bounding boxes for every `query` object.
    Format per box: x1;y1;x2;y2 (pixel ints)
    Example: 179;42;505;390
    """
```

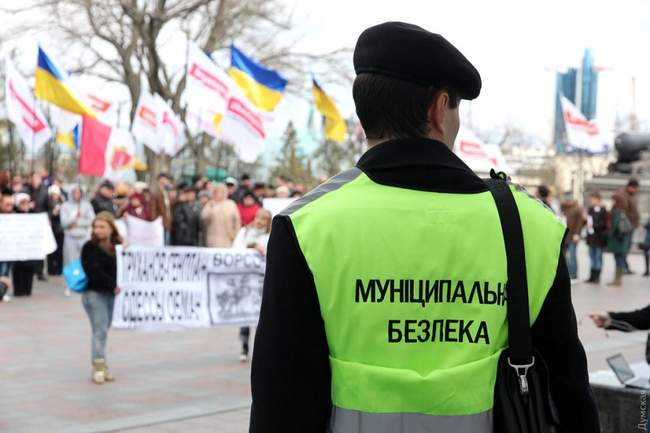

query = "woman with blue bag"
80;211;123;384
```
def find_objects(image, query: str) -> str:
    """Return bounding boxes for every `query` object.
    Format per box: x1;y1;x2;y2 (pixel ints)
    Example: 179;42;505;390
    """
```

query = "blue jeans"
565;243;578;279
0;261;12;277
622;232;633;271
614;253;626;270
588;246;603;271
81;290;115;361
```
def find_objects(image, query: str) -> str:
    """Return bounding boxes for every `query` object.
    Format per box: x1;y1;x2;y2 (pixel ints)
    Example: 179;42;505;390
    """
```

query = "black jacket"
29;185;49;213
608;305;650;331
249;139;599;433
91;195;116;216
171;202;201;246
586;206;609;248
80;241;117;294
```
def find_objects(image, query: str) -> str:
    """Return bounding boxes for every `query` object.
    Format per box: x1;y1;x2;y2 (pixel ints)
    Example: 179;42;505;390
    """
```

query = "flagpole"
30;91;36;175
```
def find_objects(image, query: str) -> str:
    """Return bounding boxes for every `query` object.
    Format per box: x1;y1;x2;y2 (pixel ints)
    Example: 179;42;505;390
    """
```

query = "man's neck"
366;135;448;149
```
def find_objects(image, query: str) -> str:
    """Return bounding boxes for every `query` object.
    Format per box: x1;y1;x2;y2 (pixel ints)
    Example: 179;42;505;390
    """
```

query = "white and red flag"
80;115;134;179
155;94;184;157
4;58;52;152
560;95;608;153
131;90;161;153
454;127;509;174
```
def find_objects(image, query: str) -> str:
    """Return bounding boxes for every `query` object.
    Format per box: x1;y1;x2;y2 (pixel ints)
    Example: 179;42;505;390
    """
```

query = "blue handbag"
63;259;88;293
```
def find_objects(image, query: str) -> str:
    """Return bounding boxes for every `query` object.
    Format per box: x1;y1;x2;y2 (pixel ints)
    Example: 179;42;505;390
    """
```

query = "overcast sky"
6;0;650;153
277;0;650;144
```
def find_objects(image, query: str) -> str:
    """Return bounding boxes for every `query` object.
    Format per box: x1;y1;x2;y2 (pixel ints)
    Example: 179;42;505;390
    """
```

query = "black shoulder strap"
485;170;533;364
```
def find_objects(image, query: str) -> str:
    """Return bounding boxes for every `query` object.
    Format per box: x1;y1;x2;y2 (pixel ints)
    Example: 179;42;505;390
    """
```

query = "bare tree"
2;0;352;179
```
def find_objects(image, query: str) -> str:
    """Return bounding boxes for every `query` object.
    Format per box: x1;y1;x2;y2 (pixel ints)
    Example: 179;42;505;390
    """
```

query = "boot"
608;269;623;287
585;269;596;284
104;363;115;382
644;255;649;277
594;269;601;284
92;359;107;384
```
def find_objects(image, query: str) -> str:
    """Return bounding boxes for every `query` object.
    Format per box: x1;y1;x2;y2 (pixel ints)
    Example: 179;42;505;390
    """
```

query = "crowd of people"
536;178;650;285
0;169;306;373
0;170;304;300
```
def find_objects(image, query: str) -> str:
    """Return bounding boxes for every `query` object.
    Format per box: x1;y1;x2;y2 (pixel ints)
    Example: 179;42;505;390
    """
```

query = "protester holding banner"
171;185;201;246
61;186;95;295
122;192;152;221
28;173;49;281
201;183;241;248
47;185;65;276
11;193;37;297
233;208;272;361
80;211;122;384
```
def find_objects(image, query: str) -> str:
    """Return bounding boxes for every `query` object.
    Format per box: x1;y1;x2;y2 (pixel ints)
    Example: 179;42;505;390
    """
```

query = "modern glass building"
553;49;598;152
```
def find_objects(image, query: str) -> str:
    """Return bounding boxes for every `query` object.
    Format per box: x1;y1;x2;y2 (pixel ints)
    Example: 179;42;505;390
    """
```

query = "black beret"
353;22;481;100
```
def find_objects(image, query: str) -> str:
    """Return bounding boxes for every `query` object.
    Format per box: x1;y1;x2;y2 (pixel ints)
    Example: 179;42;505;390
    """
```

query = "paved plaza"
1;245;649;432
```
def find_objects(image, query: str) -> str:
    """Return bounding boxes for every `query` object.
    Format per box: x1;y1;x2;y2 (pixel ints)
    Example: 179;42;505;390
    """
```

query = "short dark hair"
589;189;602;199
353;73;459;140
537;185;550;199
628;178;639;188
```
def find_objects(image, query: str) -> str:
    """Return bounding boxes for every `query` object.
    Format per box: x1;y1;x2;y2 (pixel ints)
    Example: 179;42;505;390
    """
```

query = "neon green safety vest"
280;167;565;433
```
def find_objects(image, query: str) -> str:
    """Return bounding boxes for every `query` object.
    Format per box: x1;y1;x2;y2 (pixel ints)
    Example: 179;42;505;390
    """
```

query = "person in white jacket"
232;208;272;361
61;185;95;295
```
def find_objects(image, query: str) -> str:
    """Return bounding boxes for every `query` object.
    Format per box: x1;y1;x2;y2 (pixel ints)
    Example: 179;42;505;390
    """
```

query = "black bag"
485;172;560;433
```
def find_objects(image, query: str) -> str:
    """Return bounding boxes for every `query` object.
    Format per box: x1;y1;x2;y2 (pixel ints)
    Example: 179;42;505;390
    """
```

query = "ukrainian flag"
56;125;80;151
35;46;96;116
312;79;346;143
228;45;287;112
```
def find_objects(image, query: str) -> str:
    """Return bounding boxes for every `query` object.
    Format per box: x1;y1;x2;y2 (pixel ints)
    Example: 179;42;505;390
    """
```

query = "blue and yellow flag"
228;45;287;112
35;46;96;116
312;79;346;143
56;125;80;151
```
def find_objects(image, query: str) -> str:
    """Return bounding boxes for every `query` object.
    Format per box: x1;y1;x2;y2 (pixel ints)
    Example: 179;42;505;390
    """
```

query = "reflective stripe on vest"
287;171;565;420
330;406;492;433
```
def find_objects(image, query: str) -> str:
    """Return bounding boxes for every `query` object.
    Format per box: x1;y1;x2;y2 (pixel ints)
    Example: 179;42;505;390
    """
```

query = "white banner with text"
113;245;265;330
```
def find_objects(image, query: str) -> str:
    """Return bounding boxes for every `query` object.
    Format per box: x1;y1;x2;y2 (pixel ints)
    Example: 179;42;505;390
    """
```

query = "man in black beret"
250;22;598;433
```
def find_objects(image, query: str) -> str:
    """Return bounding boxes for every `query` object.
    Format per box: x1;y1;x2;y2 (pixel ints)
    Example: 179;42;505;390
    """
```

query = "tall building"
553;48;599;152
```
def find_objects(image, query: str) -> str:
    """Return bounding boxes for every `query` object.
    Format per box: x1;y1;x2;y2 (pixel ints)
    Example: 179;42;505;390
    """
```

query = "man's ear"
428;91;449;135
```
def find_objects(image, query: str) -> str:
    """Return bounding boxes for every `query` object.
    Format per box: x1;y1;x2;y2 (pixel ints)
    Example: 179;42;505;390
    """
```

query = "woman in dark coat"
12;193;36;296
607;193;631;286
47;185;65;275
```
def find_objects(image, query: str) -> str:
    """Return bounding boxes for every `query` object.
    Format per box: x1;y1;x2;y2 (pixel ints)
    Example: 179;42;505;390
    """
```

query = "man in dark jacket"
250;21;599;433
171;186;201;246
91;181;116;216
586;189;608;284
27;173;49;280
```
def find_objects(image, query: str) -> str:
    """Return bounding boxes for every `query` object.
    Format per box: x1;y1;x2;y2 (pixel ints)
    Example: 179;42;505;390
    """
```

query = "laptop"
606;353;650;389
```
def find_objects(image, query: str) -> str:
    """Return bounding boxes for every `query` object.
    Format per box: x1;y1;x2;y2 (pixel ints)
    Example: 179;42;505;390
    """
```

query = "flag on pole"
312;79;346;143
4;58;52;153
155;95;184;157
131;91;161;153
228;45;287;112
34;46;96;116
80;115;135;178
219;86;267;163
185;42;231;137
560;95;608;153
453;127;509;174
56;125;80;150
